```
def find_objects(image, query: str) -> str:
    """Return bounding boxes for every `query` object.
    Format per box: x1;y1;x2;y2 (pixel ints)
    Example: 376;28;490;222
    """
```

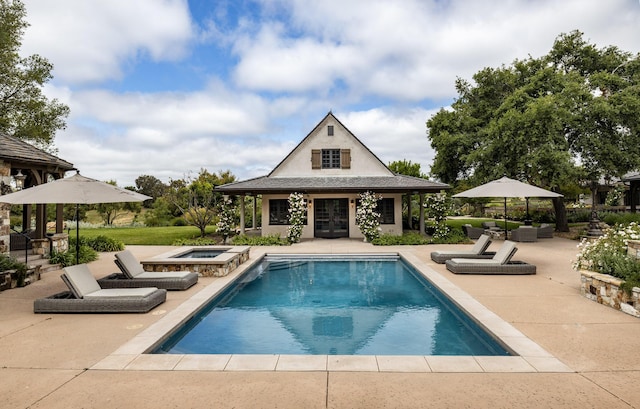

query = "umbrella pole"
504;197;508;238
75;204;80;265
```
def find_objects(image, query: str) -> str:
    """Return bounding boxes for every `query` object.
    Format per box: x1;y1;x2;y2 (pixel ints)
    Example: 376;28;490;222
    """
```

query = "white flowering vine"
356;191;382;242
286;192;306;244
216;198;236;240
424;191;450;239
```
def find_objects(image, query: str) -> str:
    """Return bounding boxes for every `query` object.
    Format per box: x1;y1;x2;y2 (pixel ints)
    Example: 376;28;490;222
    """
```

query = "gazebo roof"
0;133;74;170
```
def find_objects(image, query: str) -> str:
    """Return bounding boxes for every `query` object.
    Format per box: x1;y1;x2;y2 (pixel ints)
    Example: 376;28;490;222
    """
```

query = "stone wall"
580;270;640;318
628;240;640;260
0;161;10;255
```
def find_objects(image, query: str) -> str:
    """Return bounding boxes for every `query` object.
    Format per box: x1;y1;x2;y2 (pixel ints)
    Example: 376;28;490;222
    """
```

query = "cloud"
22;0;194;84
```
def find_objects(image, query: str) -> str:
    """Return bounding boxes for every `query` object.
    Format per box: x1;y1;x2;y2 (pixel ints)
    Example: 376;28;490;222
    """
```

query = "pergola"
0;133;74;254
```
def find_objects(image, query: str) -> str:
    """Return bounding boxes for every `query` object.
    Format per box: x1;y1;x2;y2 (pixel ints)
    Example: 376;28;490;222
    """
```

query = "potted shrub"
0;253;29;290
573;222;640;317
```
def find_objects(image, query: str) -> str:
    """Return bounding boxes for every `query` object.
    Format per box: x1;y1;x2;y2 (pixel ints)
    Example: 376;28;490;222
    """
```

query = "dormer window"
328;125;334;136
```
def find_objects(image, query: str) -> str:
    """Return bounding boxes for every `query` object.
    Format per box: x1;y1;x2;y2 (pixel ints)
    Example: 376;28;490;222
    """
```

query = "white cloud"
22;0;194;84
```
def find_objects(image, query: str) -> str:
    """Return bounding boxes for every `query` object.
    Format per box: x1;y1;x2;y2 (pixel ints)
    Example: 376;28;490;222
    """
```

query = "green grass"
73;217;528;246
75;226;217;245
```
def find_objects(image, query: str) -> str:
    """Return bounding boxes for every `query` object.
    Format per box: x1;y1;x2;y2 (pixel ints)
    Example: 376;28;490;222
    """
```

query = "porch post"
419;193;425;236
252;196;257;229
407;194;412;230
239;195;246;235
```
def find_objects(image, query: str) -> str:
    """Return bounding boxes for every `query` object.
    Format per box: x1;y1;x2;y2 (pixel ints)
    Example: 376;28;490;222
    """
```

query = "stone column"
0;161;11;255
239;195;245;235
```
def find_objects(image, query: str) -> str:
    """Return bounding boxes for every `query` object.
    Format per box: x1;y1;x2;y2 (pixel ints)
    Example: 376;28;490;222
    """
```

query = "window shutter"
341;149;351;169
311;149;321;169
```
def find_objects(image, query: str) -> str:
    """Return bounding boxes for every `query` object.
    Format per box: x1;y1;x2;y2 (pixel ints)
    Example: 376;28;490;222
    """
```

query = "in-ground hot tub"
141;246;250;277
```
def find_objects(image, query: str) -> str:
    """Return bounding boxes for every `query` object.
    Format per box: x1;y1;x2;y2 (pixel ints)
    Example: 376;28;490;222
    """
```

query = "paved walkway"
1;238;639;408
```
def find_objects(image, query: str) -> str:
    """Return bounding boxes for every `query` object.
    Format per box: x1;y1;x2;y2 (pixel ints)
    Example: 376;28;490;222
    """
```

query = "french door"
314;198;349;238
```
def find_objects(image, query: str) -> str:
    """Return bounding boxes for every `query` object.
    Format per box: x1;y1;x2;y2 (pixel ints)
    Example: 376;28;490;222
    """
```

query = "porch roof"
0;133;74;170
215;174;449;195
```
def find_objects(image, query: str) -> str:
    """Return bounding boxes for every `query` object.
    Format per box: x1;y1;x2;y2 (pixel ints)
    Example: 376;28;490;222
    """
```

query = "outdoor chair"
510;226;538;242
430;234;496;263
536;224;554;239
482;221;504;232
462;224;484;239
445;240;536;275
34;264;167;313
97;250;198;291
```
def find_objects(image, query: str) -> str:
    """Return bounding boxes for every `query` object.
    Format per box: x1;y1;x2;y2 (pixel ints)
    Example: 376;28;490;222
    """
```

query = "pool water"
155;255;511;356
175;250;225;258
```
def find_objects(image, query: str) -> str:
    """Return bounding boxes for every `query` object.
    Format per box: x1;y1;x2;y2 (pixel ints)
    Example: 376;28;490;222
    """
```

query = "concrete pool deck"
2;238;640;408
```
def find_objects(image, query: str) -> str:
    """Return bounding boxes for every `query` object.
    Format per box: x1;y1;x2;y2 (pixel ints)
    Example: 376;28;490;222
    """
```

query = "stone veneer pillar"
0;161;11;255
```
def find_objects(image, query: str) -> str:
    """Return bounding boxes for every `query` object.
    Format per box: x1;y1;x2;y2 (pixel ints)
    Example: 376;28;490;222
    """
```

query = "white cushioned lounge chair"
430;234;495;264
445;241;536;275
34;264;167;313
97;250;198;290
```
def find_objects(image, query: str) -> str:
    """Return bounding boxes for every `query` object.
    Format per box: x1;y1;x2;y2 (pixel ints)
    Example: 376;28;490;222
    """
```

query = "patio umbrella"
453;176;563;234
0;172;151;264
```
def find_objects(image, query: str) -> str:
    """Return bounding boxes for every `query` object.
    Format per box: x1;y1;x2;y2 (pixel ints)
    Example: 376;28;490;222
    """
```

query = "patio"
1;238;639;408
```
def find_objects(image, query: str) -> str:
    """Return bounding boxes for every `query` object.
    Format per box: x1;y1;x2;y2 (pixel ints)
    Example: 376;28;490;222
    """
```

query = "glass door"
314;199;349;238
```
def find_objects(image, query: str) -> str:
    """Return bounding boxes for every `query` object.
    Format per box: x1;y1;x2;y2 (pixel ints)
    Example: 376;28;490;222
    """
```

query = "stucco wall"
261;193;403;239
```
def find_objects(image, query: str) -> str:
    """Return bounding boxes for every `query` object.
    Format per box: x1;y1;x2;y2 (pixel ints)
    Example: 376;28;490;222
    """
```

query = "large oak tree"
427;31;640;231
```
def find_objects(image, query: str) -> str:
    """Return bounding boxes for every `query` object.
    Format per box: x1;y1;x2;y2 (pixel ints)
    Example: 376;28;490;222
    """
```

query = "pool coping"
91;250;573;373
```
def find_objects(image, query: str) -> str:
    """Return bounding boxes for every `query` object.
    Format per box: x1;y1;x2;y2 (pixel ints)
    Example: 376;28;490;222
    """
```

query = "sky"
19;0;640;188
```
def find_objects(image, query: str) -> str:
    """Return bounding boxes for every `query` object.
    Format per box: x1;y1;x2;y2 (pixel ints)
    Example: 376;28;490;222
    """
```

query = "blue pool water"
155;255;511;356
175;250;225;258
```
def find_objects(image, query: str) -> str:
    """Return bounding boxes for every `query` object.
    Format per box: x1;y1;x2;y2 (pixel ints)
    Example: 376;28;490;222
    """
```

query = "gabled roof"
268;111;392;177
0;133;74;170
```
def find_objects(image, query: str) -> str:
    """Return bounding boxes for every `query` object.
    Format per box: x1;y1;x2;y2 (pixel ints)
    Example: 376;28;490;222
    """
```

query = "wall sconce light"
350;199;355;208
307;199;313;207
14;170;26;190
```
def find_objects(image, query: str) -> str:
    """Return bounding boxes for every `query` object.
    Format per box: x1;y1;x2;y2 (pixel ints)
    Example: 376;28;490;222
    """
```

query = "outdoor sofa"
430;234;496;264
97;250;198;291
510;226;538;242
445;240;536;275
34;264;167;313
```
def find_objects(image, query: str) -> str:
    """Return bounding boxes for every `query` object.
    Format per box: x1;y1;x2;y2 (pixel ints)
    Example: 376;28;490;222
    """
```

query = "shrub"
85;235;124;252
573;222;640;292
0;254;27;274
173;237;219;246
372;232;430;245
231;234;287;246
50;245;98;267
286;192;306;244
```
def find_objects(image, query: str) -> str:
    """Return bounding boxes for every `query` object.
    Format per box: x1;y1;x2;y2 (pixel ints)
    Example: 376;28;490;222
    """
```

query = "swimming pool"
154;254;511;356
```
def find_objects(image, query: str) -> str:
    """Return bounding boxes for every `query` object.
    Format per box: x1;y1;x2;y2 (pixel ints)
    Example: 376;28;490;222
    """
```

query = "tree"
388;159;426;178
0;0;69;150
427;31;640;232
166;169;237;237
134;175;167;207
94;181;142;225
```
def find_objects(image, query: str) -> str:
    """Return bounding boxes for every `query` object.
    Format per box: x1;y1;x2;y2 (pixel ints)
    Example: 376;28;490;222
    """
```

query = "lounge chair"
510;226;538;242
98;250;198;290
34;264;167;313
445;240;536;275
430;234;495;264
462;224;484;239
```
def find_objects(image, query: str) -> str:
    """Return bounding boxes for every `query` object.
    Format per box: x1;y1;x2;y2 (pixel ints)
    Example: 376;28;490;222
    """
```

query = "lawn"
74;217;526;246
76;226;217;245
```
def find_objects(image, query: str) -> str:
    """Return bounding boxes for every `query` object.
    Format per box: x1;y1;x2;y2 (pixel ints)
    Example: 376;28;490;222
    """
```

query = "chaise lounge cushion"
430;234;495;263
101;250;198;290
449;240;517;265
445;241;536;275
34;264;167;313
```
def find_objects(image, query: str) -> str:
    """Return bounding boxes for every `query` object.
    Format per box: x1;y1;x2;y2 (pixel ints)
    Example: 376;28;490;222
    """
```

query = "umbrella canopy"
0;172;151;264
453;176;563;234
0;172;150;204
